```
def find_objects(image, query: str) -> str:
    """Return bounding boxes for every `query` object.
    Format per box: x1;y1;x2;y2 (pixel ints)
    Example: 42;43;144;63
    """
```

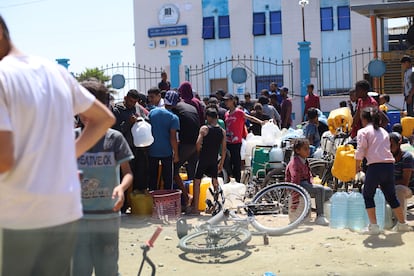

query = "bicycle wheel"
308;160;335;189
178;225;252;254
249;182;311;236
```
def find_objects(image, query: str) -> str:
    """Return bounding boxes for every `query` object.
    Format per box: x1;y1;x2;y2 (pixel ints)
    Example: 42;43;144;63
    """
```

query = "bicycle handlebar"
146;226;162;247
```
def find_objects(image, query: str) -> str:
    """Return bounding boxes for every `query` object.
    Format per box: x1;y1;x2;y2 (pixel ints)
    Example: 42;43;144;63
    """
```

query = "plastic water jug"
268;145;284;170
347;189;367;231
401;116;414;137
324;200;331;221
329;189;349;229
327;107;353;135
221;178;246;209
331;144;356;182
374;188;386;230
132;118;154;147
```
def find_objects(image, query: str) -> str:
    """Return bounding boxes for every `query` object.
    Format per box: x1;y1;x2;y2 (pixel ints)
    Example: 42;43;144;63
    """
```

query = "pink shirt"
355;123;394;165
285;156;312;184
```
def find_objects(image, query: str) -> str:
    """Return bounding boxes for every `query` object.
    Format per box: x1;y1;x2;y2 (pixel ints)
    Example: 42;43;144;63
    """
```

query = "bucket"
188;177;213;211
150;189;182;220
130;192;153;216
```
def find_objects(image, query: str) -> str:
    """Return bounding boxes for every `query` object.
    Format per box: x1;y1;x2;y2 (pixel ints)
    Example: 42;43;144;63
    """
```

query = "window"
320;7;333;31
218;15;230;38
253;12;266;36
270;11;282;35
337;6;350;30
202;16;215;39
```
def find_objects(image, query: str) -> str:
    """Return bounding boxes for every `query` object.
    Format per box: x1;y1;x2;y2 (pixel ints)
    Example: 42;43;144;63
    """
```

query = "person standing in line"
280;87;293;129
0;15;115;276
258;95;280;127
355;107;411;234
192;107;227;215
350;80;378;139
112;89;149;213
147;86;165;110
148;88;180;191
178;81;205;125
223;93;265;182
158;71;171;91
401;56;414;116
269;82;282;113
167;90;200;210
303;83;320;121
73;80;133;276
347;89;357;116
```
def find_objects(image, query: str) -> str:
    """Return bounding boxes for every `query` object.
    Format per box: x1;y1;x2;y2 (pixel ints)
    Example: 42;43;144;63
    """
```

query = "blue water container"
374;188;386;230
330;190;349;229
347;189;367;231
386;111;401;132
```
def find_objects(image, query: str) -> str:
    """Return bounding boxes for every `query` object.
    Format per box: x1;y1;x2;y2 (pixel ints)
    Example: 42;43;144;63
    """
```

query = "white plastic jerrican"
268;145;284;170
132;118;154;147
221;178;246;209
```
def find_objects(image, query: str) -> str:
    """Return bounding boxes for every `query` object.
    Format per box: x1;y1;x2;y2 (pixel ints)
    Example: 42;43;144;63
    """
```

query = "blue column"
56;58;70;69
168;50;183;88
298;41;311;119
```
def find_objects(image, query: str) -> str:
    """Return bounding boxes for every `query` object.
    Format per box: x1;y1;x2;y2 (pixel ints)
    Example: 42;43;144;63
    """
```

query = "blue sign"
148;25;187;38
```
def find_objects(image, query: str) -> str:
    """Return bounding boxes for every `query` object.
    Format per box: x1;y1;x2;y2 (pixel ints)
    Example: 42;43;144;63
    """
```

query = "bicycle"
176;182;311;254
137;226;162;276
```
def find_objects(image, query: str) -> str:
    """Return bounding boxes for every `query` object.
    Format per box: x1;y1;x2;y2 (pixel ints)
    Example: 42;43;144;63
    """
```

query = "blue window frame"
320;7;333;31
202;16;215;39
270;11;282;35
337;6;350;30
218;15;230;38
253;12;266;36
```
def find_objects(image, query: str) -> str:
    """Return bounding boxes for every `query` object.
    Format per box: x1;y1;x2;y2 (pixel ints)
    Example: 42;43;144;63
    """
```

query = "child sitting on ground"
285;138;332;226
191;107;227;215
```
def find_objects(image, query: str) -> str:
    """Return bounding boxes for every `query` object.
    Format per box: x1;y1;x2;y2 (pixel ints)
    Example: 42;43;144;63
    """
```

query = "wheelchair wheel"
249;182;311;236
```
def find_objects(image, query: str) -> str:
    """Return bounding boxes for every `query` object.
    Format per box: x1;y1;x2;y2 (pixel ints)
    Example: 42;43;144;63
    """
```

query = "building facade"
132;0;401;124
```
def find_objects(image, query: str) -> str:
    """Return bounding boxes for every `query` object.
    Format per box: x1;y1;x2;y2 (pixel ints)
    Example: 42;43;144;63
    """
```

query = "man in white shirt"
0;15;115;276
401;55;414;116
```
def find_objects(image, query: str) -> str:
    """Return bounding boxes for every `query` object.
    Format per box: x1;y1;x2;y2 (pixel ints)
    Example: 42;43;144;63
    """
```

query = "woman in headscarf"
178;81;205;125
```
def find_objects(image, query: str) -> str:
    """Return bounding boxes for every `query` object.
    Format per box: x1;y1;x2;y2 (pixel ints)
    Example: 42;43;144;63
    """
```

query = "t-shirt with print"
148;107;180;157
76;128;134;219
225;108;245;144
394;150;414;192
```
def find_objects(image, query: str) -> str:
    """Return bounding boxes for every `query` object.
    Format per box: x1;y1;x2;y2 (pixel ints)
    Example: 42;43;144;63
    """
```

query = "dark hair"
292;138;309;154
339;101;347;108
355;80;370;92
381;94;390;103
206;107;218;118
81;80;109;106
0;15;10;40
261;89;270;97
253;102;263;111
392;123;403;134
361;106;380;130
307;107;318;120
389;132;402;144
206;103;219;112
307;84;314;90
258;96;269;105
401;55;411;63
147;87;161;95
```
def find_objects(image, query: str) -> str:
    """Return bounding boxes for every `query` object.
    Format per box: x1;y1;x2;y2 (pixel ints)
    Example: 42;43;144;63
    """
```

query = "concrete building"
132;0;412;125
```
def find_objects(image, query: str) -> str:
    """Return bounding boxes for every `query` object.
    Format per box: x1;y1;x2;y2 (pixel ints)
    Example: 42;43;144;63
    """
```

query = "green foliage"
76;67;111;84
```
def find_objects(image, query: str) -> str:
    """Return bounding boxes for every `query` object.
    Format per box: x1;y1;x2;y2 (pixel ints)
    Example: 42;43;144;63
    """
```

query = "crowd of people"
1;11;414;275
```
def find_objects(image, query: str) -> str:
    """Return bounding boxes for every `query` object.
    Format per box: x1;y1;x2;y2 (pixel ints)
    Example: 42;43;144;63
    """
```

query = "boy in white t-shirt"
0;15;115;276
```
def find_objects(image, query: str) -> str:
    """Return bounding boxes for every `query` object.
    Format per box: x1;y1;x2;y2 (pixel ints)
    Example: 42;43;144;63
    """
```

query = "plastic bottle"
347;189;367;231
374;188;386;230
329;189;348;229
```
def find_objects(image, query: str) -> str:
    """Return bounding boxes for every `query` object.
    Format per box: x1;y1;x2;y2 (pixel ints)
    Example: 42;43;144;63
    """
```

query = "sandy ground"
117;205;414;276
